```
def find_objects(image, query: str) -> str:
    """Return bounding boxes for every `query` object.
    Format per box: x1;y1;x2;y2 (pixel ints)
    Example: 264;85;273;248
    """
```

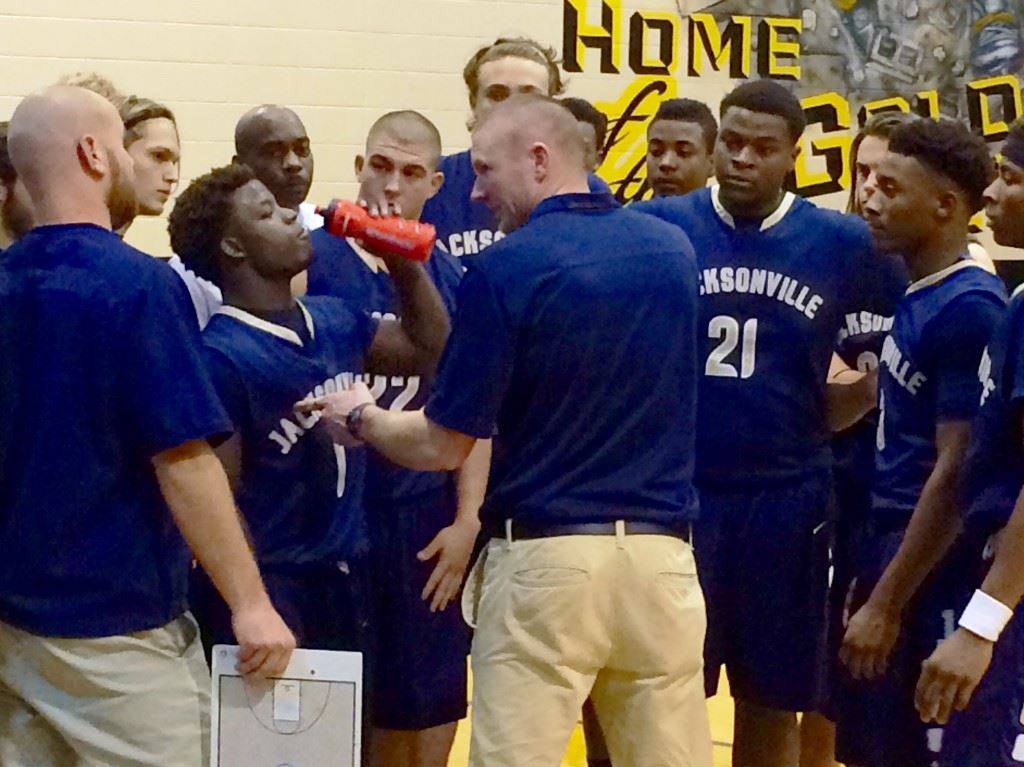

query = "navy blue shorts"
367;486;470;730
819;477;873;721
941;536;1024;767
835;527;979;767
695;475;833;711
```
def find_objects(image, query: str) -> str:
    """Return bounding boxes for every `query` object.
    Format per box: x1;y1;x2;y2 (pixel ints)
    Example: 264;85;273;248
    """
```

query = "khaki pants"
464;526;712;767
0;613;210;767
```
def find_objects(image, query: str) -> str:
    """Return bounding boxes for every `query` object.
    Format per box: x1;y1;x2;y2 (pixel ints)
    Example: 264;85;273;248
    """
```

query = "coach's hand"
418;516;481;612
232;599;297;678
296;381;375;447
841;598;901;680
915;627;993;724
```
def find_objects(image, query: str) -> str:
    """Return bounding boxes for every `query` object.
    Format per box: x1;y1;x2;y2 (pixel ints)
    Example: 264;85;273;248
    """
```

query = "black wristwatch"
346;402;372;440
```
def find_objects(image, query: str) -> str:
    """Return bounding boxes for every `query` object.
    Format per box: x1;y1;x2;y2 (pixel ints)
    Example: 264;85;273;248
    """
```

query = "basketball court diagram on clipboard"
211;645;363;767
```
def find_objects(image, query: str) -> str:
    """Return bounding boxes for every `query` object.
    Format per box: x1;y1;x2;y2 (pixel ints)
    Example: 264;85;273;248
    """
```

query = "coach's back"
427;192;700;527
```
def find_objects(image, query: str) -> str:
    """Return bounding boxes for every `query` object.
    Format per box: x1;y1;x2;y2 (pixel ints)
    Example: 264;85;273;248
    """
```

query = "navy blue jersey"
422;149;613;257
960;287;1024;533
306;232;463;503
426;192;700;528
873;261;1006;522
635;186;877;486
203;298;378;565
0;224;230;637
832;252;909;512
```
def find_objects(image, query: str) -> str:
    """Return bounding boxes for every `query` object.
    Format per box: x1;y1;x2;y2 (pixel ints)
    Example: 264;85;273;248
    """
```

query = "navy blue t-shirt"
426;192;700;528
960;287;1024;533
832;251;909;515
873;261;1006;523
635;186;877;486
0;224;230;637
422;149;612;257
306;232;462;504
203;298;377;565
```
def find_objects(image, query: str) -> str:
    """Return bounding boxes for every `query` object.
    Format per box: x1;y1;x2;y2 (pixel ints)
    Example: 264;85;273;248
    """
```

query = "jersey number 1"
706;316;758;379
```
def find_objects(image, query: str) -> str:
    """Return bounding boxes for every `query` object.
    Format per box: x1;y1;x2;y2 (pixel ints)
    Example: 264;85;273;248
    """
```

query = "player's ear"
788;140;800;170
935;189;959;222
220;234;246;263
427;170;445;200
354;155;365;178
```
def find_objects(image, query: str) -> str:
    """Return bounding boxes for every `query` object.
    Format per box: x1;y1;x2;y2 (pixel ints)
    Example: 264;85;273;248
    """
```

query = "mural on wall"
565;0;1024;200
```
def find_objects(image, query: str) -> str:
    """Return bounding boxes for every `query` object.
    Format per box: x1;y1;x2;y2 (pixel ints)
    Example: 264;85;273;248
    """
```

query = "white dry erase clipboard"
211;644;362;767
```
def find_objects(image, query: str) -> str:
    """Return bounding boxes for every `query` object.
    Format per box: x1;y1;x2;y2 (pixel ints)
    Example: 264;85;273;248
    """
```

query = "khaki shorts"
0;612;210;767
464;525;712;767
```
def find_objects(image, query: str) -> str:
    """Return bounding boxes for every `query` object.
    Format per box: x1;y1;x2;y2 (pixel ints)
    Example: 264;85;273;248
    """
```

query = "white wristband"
958;589;1014;642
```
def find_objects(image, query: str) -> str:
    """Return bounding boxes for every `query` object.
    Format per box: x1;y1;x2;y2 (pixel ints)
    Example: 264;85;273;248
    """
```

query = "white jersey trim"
905;258;988;296
711;185;797;232
347;237;388;274
214;300;315;346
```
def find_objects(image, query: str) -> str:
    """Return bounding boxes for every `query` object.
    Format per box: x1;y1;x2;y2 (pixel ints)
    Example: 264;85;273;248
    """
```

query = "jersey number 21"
706;316;758;379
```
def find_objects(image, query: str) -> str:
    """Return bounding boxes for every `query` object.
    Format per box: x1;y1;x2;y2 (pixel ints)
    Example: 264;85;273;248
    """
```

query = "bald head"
9;86;136;230
234;105;302;153
366;111;442;168
477;95;588;171
469;95;592;233
234;105;313;210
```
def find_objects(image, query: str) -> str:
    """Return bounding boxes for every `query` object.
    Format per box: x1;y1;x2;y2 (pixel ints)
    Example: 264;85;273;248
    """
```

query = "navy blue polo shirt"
306;233;463;505
0;224;231;637
422;149;613;257
425;192;700;528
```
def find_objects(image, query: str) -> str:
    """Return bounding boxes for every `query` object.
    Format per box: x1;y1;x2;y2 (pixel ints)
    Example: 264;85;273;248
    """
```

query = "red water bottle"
315;199;436;262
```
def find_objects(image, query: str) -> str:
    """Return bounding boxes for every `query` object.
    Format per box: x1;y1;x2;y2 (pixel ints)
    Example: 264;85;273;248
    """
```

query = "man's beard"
106;159;139;233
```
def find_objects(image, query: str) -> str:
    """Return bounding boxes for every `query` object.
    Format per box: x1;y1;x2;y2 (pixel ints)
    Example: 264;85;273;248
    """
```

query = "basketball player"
234;104;322;231
305;110;489;767
113;95;223;326
560;97;608;171
838;117;1006;767
645;98;717;198
913;118;1024;767
634;79;880;767
168;162;450;761
801;111;913;767
421;36;608;257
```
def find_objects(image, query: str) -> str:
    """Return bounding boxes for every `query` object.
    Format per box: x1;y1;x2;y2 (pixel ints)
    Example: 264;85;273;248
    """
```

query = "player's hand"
915;628;994;724
295;381;375;447
357;187;400;218
840;598;901;680
418;516;481;612
231;598;296;678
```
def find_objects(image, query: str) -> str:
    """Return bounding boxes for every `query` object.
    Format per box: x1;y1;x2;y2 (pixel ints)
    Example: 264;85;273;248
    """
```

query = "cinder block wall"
1;0;643;254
